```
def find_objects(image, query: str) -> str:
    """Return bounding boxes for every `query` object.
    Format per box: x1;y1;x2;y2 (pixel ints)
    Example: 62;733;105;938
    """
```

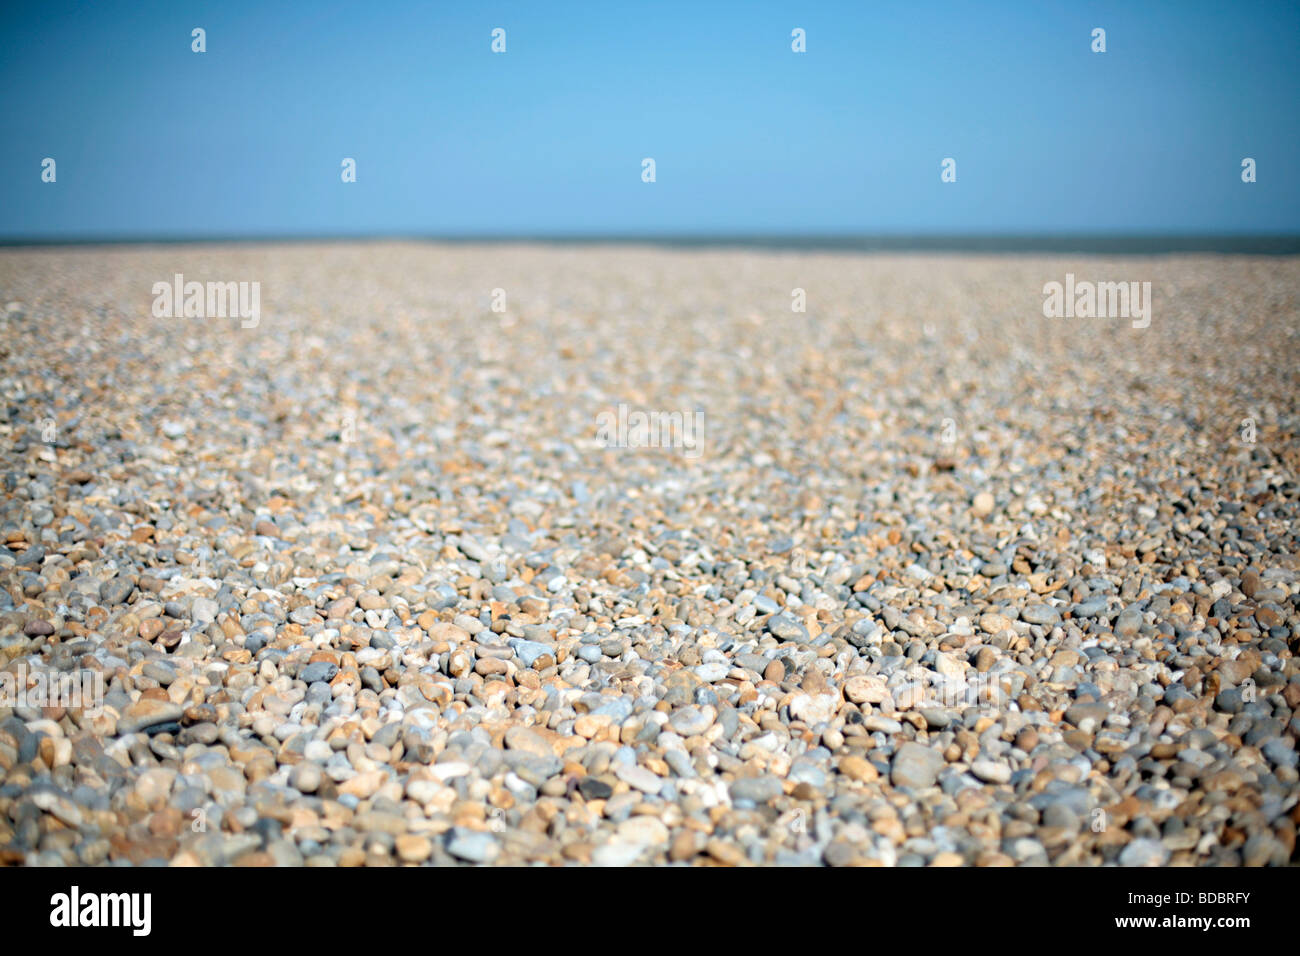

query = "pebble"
891;743;944;790
971;758;1012;784
614;763;664;795
299;661;338;684
117;700;183;735
767;613;810;642
592;843;646;867
789;693;839;725
1020;605;1060;626
395;834;433;863
694;663;729;683
668;706;714;737
191;598;219;625
729;775;783;803
445;828;499;864
99;576;135;606
291;763;322;793
839;755;878;783
508;638;553;667
1119;839;1170;868
1115;606;1144;638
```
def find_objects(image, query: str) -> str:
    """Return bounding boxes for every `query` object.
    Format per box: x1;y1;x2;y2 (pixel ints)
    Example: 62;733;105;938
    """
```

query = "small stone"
1119;838;1170;867
1072;597;1108;618
1214;688;1245;714
117;700;183;735
339;770;386;799
695;663;729;683
300;661;338;684
1020;605;1060;626
974;647;998;672
844;675;889;704
663;669;702;705
508;638;553;668
23;619;55;637
1065;701;1109;732
578;777;613;801
788;692;839;725
840;755;878;783
1240;569;1261;599
617;816;669;846
395;834;433;863
614;763;663;795
971;758;1011;784
100;576;135;606
504;725;554;759
669;829;699;862
191;598;219;624
668;706;714;737
767;612;810;642
891;742;944;790
592;843;645;867
729;774;783;803
706;839;745;866
445;828;499;864
1115;606;1144;638
980;612;1013;635
30;788;83;827
291;763;322;793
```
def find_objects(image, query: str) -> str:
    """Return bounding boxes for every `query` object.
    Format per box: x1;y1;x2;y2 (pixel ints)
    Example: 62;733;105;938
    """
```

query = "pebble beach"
1;241;1297;866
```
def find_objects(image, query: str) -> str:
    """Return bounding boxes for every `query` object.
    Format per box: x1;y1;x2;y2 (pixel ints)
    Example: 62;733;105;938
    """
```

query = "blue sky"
2;0;1297;239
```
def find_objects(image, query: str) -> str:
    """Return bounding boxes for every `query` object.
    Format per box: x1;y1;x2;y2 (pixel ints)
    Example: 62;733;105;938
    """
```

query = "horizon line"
3;232;1300;255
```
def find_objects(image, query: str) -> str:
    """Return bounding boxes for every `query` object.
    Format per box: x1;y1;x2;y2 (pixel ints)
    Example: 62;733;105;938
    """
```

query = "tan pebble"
338;847;367;867
562;842;593;863
427;622;470;644
706;839;744;865
844;675;888;704
669;829;700;862
395;834;433;862
840;755;878;783
979;614;1012;635
448;649;472;677
338;770;387;799
504;724;554;758
573;714;608;739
